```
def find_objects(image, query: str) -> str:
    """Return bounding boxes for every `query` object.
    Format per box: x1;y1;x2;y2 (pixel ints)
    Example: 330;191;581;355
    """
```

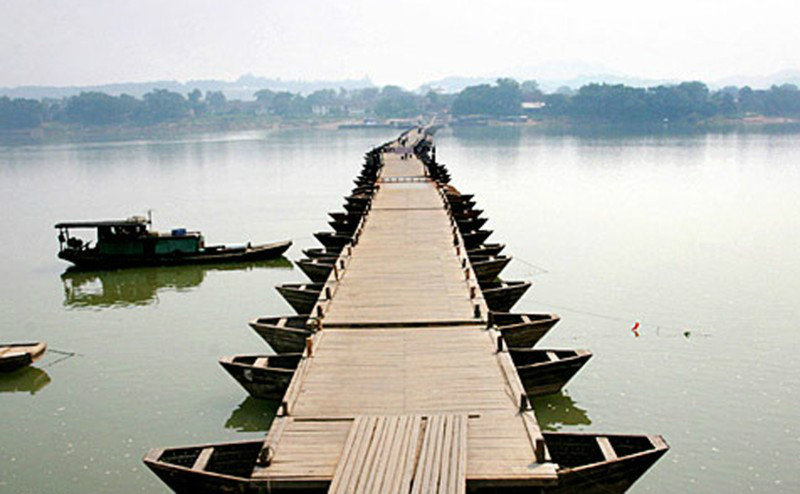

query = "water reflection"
0;367;51;394
532;391;592;431
449;125;522;146
224;397;279;432
60;258;292;309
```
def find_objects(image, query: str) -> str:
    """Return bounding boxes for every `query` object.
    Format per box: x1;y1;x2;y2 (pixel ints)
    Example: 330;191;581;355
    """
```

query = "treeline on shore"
2;79;800;131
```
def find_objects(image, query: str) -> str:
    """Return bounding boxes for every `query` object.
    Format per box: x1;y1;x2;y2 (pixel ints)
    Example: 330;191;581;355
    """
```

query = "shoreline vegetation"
2;79;800;144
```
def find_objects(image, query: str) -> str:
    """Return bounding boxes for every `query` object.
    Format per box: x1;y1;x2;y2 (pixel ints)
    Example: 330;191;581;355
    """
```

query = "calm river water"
0;126;798;493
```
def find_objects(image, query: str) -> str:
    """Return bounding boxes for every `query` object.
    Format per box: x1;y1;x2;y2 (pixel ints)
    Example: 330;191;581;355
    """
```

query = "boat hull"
302;248;342;259
314;232;352;250
543;433;669;494
275;284;323;314
481;281;531;312
296;259;334;282
219;355;301;400
512;349;592;396
471;256;511;282
462;230;493;249
58;241;291;269
0;342;47;372
144;441;266;494
491;312;561;348
467;243;505;258
248;316;313;354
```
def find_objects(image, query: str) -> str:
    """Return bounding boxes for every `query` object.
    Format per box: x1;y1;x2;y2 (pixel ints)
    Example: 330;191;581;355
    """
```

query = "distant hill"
712;70;800;89
0;74;376;100
419;65;800;93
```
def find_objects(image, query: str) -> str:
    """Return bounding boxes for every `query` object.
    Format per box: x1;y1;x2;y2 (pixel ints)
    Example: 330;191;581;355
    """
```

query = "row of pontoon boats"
144;131;667;493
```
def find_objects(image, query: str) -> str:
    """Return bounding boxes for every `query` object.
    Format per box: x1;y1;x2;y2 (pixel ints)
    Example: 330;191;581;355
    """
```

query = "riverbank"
2;114;800;146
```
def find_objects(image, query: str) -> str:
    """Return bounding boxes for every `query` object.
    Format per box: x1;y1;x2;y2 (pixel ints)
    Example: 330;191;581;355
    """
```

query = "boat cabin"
55;217;204;257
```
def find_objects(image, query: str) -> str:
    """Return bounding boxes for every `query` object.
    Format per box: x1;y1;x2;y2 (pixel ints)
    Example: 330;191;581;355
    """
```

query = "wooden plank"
399;415;423;493
456;414;467;494
355;415;387;494
423;414;444;493
439;415;453;493
410;416;433;494
376;415;407;493
344;416;378;494
191;447;213;471
596;436;618;461
327;417;364;494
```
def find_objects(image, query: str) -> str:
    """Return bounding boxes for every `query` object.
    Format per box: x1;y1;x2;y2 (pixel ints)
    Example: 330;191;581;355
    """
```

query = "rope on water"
511;256;550;275
532;299;711;339
42;348;80;368
509;257;710;338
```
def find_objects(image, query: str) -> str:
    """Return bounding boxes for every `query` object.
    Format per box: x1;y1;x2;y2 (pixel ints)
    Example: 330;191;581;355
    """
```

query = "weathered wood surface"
252;133;557;489
321;150;484;326
327;414;466;494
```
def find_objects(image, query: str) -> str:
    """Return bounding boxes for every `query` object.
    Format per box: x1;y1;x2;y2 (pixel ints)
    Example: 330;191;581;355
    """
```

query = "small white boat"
0;342;47;372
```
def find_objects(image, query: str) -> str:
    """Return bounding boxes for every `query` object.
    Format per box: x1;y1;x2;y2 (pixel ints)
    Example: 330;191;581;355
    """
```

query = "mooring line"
509;257;709;337
531;300;712;338
42;348;81;368
511;256;550;275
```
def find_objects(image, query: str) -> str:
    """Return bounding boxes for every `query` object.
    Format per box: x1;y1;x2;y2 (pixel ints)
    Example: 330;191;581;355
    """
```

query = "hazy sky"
1;0;798;88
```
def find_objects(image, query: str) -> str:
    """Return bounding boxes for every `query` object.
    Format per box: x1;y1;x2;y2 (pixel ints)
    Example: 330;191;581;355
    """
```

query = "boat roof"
55;218;148;229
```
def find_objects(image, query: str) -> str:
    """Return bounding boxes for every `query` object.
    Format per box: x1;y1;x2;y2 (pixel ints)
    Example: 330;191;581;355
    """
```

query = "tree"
451;79;522;117
205;91;227;114
763;84;800;117
139;89;189;123
63;92;141;125
271;92;310;117
374;86;421;118
0;97;43;129
521;80;544;101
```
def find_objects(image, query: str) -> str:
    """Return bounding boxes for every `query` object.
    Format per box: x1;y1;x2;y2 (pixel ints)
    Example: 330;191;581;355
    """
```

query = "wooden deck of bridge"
252;133;557;492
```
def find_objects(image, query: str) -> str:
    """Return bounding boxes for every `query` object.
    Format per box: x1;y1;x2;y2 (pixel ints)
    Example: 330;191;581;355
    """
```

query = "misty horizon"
2;0;798;90
2;65;800;102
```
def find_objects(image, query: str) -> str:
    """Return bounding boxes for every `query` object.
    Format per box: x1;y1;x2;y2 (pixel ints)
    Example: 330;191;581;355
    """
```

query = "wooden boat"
470;255;511;282
302;247;343;259
452;208;483;221
0;342;47;372
449;200;477;213
355;172;378;182
510;349;592;396
328;211;363;223
143;432;667;494
275;283;323;314
481;280;531;311
313;232;353;250
457;216;488;232
461;229;493;249
489;312;561;348
296;258;334;282
248;315;314;354
219;354;302;400
343;201;368;214
433;171;451;183
144;439;266;494
353;177;376;187
350;186;374;197
345;194;371;206
543;432;669;494
55;217;291;269
329;219;359;235
468;243;506;258
446;192;474;203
